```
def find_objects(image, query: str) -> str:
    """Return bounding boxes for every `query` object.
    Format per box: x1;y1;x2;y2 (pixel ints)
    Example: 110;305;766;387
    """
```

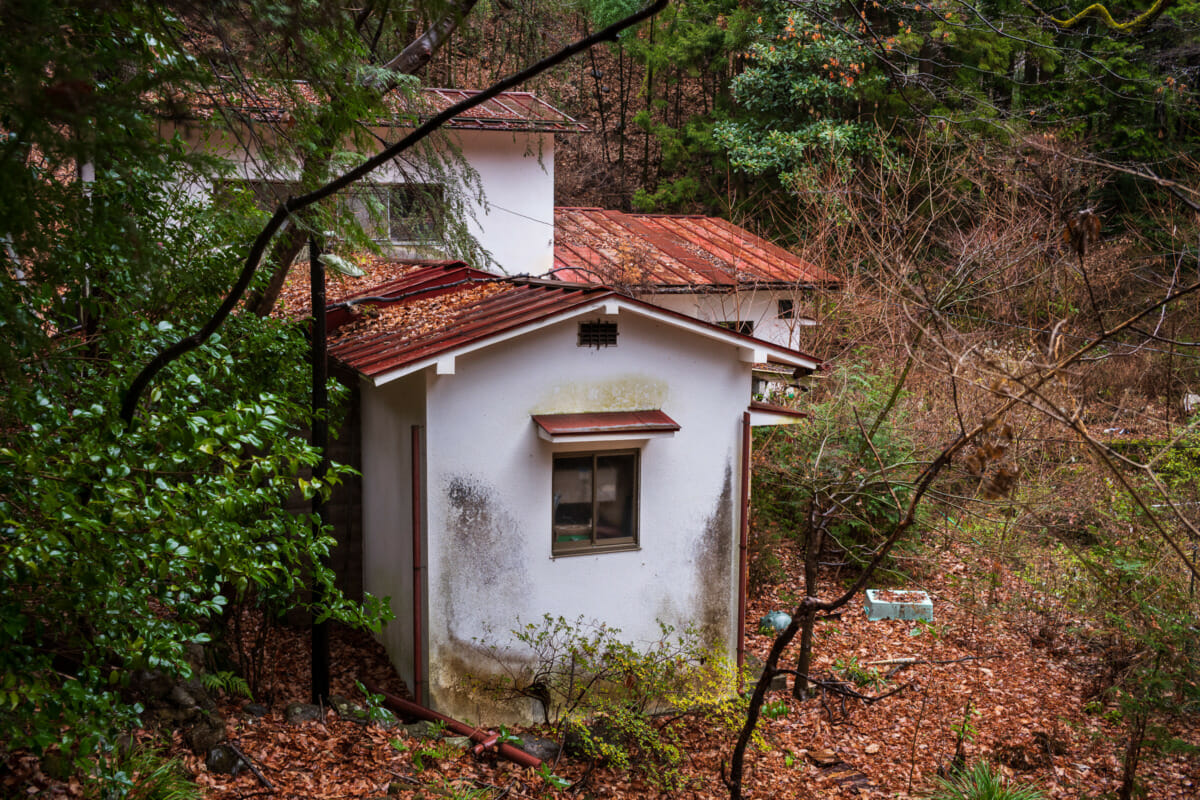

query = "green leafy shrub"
475;615;746;789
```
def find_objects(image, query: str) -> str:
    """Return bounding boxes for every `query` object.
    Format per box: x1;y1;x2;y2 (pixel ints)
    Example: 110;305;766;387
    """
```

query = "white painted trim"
369;296;820;387
749;409;807;427
536;429;675;444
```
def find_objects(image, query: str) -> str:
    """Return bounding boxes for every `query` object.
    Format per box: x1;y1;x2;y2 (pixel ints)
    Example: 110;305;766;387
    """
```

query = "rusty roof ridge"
328;270;596;312
329;276;487;311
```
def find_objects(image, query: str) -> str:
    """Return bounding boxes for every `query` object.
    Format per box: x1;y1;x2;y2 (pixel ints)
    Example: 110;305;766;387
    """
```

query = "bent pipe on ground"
361;680;543;769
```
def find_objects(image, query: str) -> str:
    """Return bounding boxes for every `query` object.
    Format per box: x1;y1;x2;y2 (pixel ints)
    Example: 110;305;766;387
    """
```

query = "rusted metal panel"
193;83;586;133
552;208;839;289
325;265;615;378
419;89;587;132
300;255;823;381
531;410;680;436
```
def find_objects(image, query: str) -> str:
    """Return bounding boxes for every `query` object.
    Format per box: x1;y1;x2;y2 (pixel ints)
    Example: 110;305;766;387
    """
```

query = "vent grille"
578;320;618;348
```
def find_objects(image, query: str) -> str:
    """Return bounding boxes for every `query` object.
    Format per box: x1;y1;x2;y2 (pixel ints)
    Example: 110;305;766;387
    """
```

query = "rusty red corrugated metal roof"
551;208;839;289
532;410;680;437
416;89;587;132
325;263;617;379
314;261;823;382
189;82;586;133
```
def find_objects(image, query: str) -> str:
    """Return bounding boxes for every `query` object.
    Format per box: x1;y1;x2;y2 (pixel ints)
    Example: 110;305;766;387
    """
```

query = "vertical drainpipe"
411;424;426;704
737;411;752;681
311;238;331;704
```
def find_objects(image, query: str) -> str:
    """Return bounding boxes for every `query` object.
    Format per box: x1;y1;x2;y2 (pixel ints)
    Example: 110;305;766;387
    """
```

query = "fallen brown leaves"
170;539;1199;800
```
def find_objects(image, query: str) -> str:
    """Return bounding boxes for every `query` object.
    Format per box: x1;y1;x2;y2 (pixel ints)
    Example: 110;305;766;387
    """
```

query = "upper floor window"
346;184;444;243
222;180;444;244
777;298;795;319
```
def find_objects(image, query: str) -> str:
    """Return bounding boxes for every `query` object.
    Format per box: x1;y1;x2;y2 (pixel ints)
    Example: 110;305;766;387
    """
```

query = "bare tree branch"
119;0;669;425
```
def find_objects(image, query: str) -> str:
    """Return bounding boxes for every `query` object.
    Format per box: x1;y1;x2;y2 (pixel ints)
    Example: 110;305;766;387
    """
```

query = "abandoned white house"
173;87;585;276
311;261;820;722
191;86;829;721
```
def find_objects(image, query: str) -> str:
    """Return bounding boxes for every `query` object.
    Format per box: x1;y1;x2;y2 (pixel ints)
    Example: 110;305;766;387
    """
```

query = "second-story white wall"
169;120;556;276
450;129;554;276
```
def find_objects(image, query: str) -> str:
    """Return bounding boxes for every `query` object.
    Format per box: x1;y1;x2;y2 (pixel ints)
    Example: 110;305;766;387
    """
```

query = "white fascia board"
367;296;819;387
750;409;807;427
536;430;675;444
739;346;770;364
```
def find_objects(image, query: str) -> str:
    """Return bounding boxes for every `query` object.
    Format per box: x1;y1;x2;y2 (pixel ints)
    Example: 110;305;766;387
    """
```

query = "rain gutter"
737;410;751;681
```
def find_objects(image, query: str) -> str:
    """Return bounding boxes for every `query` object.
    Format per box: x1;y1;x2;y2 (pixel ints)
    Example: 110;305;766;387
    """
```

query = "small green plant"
356;680;396;725
924;760;1046;800
431;779;492;800
411;740;457;772
199;670;251;699
832;656;886;691
950;705;980;744
910;619;950;640
762;699;789;720
85;746;201;800
495;725;522;746
536;762;571;790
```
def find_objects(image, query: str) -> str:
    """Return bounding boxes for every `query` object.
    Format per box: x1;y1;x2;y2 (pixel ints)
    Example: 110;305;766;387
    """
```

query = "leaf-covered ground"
176;539;1199;799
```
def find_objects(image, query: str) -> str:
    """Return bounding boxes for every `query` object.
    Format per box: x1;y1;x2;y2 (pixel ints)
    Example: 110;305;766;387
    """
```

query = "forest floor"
172;535;1200;800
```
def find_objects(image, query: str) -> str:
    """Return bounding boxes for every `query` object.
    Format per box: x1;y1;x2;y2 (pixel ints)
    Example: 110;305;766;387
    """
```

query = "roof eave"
358;291;821;387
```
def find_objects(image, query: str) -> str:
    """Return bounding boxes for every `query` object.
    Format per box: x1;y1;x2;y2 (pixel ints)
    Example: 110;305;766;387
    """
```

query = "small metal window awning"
532;410;680;443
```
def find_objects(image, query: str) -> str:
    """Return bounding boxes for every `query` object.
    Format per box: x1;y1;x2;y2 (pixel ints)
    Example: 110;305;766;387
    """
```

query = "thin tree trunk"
793;506;823;699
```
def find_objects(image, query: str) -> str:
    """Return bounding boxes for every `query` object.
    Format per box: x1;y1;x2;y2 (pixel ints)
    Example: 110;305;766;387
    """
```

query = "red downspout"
363;681;543;769
411;425;425;705
737;411;751;681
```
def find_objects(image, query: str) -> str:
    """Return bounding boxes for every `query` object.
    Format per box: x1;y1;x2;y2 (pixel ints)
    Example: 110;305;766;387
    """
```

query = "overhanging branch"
119;0;669;426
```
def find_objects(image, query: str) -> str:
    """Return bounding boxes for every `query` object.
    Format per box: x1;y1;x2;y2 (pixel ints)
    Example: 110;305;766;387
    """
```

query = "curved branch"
1024;0;1176;33
119;0;669;426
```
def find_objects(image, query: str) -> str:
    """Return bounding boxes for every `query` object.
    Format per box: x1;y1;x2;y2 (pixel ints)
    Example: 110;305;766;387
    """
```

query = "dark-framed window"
219;179;444;243
551;450;638;555
778;298;795;319
346;183;444;243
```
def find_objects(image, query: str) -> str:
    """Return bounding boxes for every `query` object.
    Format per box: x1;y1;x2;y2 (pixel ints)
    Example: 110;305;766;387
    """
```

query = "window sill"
550;543;641;559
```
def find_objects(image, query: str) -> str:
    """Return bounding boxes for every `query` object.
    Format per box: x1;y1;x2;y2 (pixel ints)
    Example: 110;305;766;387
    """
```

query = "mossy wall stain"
438;475;528;645
429;641;542;725
692;464;734;648
530;374;668;414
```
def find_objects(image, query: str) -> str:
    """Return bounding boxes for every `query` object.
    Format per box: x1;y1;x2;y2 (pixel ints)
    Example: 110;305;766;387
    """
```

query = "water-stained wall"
408;309;747;723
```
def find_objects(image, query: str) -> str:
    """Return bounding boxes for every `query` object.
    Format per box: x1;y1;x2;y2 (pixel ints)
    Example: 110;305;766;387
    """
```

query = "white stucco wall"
648;290;818;350
450;129;554;276
167;121;554;277
364;309;751;723
361;372;425;697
